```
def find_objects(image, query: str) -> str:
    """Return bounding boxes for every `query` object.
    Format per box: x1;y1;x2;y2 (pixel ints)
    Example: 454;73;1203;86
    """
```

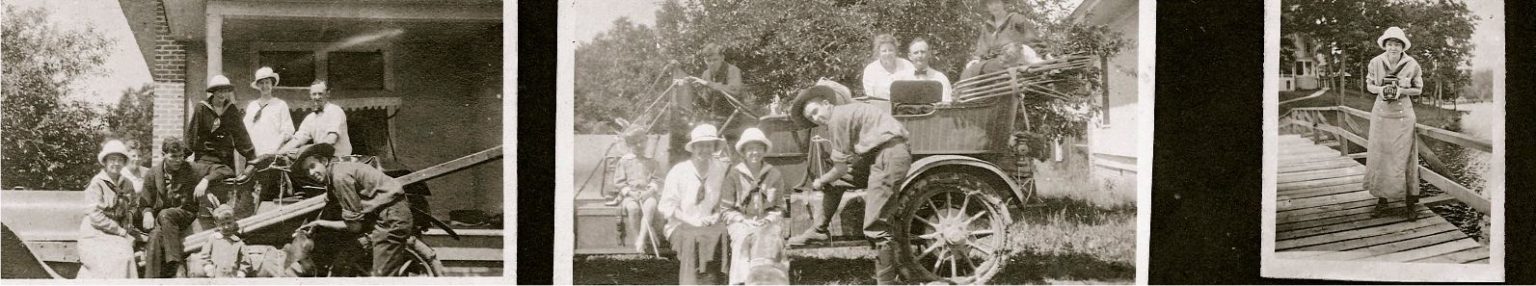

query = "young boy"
609;129;663;253
194;205;248;278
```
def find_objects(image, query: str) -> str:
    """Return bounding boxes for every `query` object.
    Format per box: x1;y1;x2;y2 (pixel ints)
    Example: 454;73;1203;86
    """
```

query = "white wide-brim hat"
251;67;281;89
97;140;128;165
1377;27;1411;51
685;124;724;153
207;75;234;92
735;127;772;152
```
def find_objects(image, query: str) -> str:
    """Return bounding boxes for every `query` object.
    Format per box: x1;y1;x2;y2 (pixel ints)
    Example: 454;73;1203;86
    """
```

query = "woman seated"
721;128;788;285
658;124;733;285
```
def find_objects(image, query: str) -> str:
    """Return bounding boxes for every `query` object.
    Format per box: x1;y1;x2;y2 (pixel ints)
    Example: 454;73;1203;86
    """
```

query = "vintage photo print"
1261;0;1504;282
554;0;1153;284
0;0;511;282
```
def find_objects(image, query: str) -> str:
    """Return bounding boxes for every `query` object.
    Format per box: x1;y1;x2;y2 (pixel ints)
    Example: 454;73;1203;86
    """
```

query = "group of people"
596;1;1050;284
76;66;408;279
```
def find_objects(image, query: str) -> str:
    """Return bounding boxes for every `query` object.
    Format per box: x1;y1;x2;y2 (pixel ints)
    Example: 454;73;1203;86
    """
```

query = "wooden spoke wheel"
893;171;1013;285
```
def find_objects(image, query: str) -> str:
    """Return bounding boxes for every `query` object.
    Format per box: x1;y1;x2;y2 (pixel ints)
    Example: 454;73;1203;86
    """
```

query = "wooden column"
206;13;222;80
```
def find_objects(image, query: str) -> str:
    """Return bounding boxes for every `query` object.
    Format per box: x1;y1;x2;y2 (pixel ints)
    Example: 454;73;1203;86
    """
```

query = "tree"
575;0;1126;141
2;4;113;190
1282;0;1477;94
105;85;156;167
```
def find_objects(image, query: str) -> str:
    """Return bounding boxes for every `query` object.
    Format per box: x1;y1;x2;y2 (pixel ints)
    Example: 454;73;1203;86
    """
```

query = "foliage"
1281;0;1477;97
2;4;114;190
574;0;1129;140
105;85;156;167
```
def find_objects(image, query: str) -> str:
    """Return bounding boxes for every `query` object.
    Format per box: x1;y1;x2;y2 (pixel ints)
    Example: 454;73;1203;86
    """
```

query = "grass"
572;196;1136;285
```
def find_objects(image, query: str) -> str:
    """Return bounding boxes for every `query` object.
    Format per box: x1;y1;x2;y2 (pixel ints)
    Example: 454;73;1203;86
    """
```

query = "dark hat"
788;80;852;128
293;143;336;175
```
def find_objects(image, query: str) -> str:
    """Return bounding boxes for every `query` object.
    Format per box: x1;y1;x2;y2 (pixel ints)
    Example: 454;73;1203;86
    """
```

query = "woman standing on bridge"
1363;27;1424;217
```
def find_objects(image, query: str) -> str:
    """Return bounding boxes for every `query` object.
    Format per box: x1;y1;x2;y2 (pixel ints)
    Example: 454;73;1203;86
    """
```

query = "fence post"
1336;111;1350;156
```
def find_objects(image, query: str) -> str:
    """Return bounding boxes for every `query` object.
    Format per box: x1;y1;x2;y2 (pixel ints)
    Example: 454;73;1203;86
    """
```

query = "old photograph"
1261;0;1504;281
555;0;1150;284
1;0;508;281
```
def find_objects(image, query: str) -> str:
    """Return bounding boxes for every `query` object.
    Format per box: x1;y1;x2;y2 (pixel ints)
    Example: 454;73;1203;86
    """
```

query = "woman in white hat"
77;140;147;278
1363;26;1425;217
243;67;296;157
720;127;787;285
657;123;732;284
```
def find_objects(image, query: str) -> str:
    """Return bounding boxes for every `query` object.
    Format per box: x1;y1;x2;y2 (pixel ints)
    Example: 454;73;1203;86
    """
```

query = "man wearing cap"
278;80;352;159
186;74;257;228
293;143;414;277
787;80;916;284
657;124;732;284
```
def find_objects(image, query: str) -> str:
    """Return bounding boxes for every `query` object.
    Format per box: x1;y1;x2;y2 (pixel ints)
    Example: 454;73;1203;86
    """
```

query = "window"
258;51;316;88
328;51;386;90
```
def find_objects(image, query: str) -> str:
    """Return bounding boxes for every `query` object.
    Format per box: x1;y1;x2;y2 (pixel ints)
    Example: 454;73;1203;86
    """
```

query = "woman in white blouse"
860;33;913;111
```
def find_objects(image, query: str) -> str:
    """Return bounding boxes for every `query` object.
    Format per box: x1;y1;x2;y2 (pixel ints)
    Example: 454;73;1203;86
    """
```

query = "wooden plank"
1279;149;1343;160
1278;165;1366;184
1278;184;1363;200
1296;229;1466;261
1279;200;1404;224
1319;125;1368;147
1468;258;1490;264
1277;208;1435;241
1278;191;1375;212
1408;244;1490;264
184;146;505;253
1277;175;1361;192
1282;222;1458;253
1280;154;1352;165
1279;158;1360;174
1415;123;1492;152
1419;166;1490;213
1277;214;1446;250
1280;145;1338;155
1363;237;1483;262
1278;204;1420;232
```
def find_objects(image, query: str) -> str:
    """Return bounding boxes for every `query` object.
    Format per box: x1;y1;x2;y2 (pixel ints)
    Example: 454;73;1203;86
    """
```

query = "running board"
183;146;505;253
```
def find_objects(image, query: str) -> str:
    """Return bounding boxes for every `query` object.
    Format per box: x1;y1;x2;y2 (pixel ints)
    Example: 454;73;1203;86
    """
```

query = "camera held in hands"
1380;76;1401;102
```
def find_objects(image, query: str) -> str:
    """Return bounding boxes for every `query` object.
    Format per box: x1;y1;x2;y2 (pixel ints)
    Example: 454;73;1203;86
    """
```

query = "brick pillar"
149;0;188;160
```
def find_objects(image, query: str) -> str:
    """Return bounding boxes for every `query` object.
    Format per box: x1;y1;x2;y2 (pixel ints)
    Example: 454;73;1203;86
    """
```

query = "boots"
1370;198;1390;217
875;242;901;285
787;228;829;246
1403;194;1419;220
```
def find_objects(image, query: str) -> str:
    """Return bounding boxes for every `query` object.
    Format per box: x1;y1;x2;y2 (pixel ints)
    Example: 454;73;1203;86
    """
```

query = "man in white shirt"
278;80;352;157
894;37;954;102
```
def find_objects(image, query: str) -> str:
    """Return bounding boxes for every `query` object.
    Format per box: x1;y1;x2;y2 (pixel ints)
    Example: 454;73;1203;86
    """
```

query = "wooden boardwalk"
1275;134;1489;264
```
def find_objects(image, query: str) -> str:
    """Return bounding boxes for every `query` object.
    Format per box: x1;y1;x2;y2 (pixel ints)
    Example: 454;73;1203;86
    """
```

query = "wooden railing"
1280;106;1490;213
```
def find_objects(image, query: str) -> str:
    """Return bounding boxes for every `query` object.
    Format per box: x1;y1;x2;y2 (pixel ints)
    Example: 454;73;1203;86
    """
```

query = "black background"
518;0;1535;284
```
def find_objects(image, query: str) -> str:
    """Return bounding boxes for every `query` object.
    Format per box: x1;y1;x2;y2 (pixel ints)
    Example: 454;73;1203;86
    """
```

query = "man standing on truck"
786;80;920;284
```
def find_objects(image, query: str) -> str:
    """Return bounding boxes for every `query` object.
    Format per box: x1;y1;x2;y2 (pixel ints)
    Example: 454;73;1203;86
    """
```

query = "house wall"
200;29;505;219
1084;1;1138;205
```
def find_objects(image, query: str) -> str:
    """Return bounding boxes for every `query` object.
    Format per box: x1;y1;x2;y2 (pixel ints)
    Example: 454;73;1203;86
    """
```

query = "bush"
1;4;113;190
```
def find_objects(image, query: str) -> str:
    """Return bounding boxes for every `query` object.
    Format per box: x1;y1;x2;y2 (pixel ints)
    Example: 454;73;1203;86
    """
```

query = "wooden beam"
1419;166;1489;213
210;1;502;22
184;145;505;253
1415;123;1492;153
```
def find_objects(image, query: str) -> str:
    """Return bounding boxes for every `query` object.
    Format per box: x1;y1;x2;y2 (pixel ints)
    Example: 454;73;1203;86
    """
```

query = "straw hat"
789;80;852;127
97;140;128;164
685;124;724;153
1377;27;1411;51
251;67;281;89
206;75;234;92
735;127;772;153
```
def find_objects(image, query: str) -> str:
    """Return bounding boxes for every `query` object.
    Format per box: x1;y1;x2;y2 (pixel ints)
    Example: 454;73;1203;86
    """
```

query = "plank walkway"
1275;134;1488;264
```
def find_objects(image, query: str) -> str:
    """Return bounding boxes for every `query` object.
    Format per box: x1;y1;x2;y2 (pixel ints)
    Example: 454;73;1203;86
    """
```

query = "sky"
1464;0;1502;70
565;0;663;44
7;0;153;106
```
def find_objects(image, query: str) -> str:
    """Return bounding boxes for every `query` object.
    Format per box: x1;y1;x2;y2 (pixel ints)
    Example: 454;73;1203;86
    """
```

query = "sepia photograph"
555;0;1150;284
1261;0;1504;282
1;0;509;281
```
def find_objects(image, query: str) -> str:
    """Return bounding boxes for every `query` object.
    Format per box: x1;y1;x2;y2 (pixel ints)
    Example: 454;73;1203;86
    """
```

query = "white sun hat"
206;75;234;92
685;124;724;153
97;140;128;164
1376;27;1411;51
251;67;281;89
735;127;772;153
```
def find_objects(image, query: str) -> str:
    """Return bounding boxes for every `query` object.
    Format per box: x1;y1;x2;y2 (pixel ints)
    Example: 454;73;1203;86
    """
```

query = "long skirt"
671;224;730;285
727;220;788;285
76;219;137;279
1364;97;1419;200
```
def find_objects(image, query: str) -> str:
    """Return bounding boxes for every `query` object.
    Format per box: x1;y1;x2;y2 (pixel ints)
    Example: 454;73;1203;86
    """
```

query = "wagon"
573;56;1094;284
